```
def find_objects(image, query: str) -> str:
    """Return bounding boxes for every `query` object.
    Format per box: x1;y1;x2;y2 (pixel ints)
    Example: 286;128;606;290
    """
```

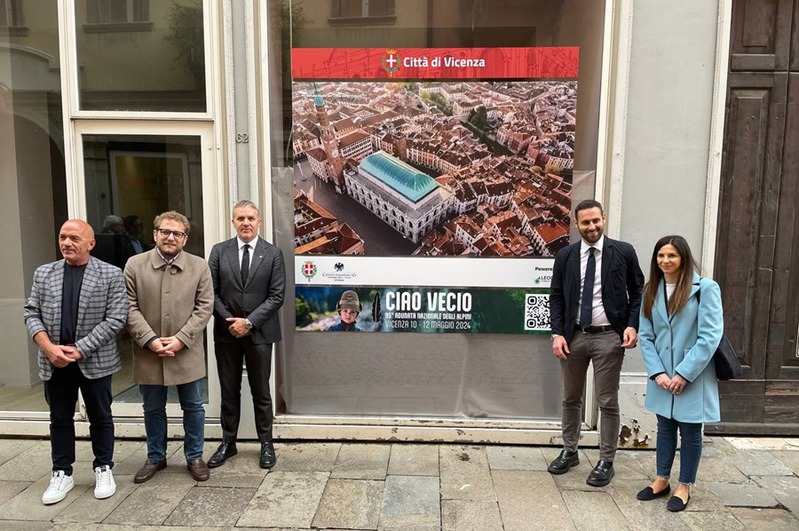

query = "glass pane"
0;0;68;412
82;134;207;404
75;0;206;112
269;1;606;419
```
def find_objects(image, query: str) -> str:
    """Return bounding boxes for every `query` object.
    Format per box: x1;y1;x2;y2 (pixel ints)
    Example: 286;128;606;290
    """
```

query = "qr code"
524;294;550;331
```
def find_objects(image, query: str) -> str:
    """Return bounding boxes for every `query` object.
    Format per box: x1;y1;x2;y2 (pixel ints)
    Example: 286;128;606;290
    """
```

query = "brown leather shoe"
134;458;166;483
187;458;210;482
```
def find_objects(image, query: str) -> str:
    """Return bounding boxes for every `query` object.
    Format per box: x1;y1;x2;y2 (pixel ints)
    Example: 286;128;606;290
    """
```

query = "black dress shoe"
667;494;690;512
208;442;238;468
586;460;615;487
260;441;277;469
547;450;579;475
636;483;671;501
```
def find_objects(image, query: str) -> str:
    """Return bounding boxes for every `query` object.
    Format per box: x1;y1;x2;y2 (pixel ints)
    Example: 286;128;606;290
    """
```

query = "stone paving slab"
378;475;440;530
695;456;751;484
751;475;799;515
387;444;439;476
0;480;29;506
486;445;548;471
312;478;383;530
439;445;496;502
680;510;746;531
731;450;795;477
493;470;574;531
163;486;256;527
441;500;503;531
102;471;195;526
201;446;269;488
0;473;90;521
771;450;799;476
727;437;799;451
729;508;799;530
237;471;329;528
0;439;37;467
606;481;693;531
0;441;53;482
273;442;341;472
0;521;53;530
561;490;630;531
331;443;390;480
706;482;780;508
52;473;138;524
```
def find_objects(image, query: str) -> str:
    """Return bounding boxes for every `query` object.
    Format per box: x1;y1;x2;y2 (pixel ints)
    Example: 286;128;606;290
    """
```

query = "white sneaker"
42;470;74;505
94;465;116;499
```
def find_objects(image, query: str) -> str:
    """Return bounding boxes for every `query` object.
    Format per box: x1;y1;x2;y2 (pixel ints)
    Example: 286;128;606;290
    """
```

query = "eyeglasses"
155;228;187;239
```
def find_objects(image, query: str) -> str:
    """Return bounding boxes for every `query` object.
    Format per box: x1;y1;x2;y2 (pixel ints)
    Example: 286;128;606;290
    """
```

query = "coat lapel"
569;243;580;288
243;238;268;289
654;278;670;324
600;237;612;285
225;239;243;289
77;257;100;332
50;261;65;338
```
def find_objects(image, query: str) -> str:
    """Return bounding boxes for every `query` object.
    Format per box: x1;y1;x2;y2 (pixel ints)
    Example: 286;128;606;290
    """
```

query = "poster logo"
382;49;401;77
301;260;317;281
334;262;344;272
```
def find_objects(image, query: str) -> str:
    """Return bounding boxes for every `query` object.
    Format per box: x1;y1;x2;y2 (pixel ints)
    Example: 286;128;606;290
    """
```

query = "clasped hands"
226;317;252;339
655;373;687;395
148;336;186;357
46;345;83;368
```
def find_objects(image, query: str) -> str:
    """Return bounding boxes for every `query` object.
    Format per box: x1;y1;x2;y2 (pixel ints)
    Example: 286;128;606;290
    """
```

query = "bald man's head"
59;219;96;266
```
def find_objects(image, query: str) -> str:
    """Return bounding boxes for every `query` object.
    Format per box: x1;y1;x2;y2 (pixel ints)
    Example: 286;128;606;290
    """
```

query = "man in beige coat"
124;211;213;483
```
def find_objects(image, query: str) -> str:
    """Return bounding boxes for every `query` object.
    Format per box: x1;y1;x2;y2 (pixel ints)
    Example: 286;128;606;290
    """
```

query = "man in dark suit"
207;200;286;469
547;199;644;487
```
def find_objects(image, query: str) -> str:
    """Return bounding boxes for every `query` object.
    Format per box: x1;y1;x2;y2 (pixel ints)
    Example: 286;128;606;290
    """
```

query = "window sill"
82;22;154;34
0;26;30;37
328;15;396;27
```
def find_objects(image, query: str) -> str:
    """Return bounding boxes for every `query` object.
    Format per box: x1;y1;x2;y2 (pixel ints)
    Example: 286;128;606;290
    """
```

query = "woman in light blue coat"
636;235;723;512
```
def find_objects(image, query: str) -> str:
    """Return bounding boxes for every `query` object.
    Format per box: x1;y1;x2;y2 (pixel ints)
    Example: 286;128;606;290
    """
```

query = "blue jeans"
140;379;205;462
656;414;703;485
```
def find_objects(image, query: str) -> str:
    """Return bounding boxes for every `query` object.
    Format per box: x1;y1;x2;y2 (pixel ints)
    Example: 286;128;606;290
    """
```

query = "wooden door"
711;0;799;434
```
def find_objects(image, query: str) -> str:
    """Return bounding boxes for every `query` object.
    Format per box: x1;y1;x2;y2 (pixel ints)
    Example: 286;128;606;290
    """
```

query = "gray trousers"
560;330;624;462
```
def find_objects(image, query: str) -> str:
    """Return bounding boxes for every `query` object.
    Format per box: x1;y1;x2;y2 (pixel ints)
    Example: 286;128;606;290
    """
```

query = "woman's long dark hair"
642;235;698;319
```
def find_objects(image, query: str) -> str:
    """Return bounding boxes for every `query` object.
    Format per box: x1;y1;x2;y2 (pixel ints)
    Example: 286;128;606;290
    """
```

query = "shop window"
330;0;395;24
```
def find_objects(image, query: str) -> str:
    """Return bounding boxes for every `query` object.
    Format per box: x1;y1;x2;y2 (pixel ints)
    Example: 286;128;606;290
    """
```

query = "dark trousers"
560;330;624;461
44;363;114;475
215;338;273;443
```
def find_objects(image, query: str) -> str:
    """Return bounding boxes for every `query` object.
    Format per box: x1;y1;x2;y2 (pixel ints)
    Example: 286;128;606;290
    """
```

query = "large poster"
291;47;577;334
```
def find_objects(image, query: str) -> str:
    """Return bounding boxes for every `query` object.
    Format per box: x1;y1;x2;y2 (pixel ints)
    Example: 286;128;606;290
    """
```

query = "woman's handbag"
697;281;743;380
713;335;743;380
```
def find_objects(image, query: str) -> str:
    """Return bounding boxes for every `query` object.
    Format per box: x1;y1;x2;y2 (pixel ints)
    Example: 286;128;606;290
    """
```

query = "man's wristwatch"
244;318;254;330
551;334;561;341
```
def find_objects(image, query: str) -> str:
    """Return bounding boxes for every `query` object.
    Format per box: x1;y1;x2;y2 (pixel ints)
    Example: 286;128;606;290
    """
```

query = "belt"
575;325;615;334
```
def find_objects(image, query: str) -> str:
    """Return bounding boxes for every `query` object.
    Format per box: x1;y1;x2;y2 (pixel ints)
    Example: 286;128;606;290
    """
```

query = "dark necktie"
580;247;596;328
241;244;250;285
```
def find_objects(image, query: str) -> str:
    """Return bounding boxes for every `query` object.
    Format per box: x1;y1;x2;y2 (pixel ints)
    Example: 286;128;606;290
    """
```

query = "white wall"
614;0;722;445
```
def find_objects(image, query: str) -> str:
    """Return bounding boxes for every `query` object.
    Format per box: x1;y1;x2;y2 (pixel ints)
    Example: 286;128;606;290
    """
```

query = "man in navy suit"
547;200;644;486
207;200;285;469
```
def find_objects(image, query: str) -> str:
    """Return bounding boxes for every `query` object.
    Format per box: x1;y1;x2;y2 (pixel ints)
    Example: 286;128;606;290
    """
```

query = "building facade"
0;0;796;441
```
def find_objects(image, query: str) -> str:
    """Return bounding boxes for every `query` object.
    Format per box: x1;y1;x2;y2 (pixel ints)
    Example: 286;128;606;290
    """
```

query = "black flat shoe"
208;442;238;468
586;460;615;487
636;483;671;501
667;494;691;512
547;450;579;475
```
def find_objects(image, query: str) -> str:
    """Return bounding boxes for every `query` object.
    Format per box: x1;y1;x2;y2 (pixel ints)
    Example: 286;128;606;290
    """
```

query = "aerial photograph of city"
292;80;576;258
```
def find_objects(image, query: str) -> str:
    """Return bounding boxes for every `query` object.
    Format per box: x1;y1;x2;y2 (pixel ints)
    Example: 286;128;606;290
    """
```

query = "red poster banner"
292;47;579;80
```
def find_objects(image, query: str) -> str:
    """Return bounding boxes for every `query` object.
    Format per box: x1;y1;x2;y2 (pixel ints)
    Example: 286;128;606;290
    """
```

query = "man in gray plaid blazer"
24;219;127;505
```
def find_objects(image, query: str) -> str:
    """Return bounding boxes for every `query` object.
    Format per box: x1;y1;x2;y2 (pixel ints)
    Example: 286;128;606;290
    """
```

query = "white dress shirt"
577;235;610;327
237;235;258;269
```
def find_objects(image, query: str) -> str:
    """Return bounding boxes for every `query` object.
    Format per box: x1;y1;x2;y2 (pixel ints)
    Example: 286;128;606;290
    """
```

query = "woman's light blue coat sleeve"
639;308;666;378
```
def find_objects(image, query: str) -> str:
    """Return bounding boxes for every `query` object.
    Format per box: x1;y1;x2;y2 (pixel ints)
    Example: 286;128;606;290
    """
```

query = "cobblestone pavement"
0;436;797;530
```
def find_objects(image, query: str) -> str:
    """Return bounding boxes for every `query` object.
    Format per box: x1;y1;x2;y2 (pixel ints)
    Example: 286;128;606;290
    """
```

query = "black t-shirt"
59;263;87;345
